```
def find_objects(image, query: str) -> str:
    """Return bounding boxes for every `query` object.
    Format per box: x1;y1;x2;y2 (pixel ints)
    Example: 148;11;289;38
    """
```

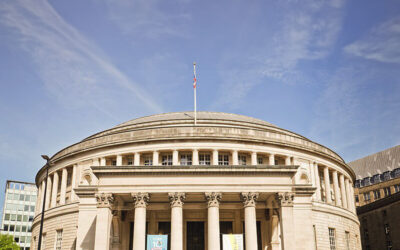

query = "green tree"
0;234;19;250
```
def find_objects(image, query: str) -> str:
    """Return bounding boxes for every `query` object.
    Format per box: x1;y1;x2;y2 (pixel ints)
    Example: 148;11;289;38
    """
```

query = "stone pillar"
345;179;352;211
134;153;140;166
348;181;356;213
35;182;42;214
323;167;332;203
94;193;114;250
205;192;222;250
116;155;123;166
132;193;150;250
100;157;106;166
71;165;77;202
251;152;257;165
45;175;52;209
193;149;199;165
60;168;68;205
241;192;259;250
269;154;275;165
285;156;291;165
51;172;59;208
332;171;341;206
269;209;280;250
169;192;185;250
339;174;348;209
232;150;239;165
314;163;321;201
213;150;219;165
153;151;159;166
39;180;46;212
277;192;294;250
173;150;179;165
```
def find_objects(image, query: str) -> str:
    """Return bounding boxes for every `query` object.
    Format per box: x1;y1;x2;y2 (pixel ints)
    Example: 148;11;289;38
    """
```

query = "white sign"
222;234;244;250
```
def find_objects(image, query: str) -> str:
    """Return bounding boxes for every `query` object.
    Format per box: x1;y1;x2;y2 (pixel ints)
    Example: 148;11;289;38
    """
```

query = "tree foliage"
0;234;20;250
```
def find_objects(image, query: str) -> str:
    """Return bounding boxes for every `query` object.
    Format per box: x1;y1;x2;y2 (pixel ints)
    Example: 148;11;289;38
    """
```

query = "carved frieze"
205;192;222;208
131;192;150;208
241;192;259;207
95;193;114;208
276;192;294;207
168;192;186;208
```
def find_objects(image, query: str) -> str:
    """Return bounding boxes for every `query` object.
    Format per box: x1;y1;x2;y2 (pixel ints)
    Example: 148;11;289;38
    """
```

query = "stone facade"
31;112;361;250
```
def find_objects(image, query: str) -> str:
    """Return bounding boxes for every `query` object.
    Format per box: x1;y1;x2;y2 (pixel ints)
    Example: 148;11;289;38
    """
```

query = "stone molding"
95;193;114;208
276;192;294;207
205;192;222;208
168;192;186;208
241;192;259;207
131;192;150;208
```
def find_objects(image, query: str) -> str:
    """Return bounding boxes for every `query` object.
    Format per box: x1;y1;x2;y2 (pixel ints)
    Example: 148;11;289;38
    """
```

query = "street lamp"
37;155;50;250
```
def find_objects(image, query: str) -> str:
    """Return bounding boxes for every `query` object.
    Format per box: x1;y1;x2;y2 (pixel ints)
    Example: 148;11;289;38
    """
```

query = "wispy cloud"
344;17;400;64
0;0;162;116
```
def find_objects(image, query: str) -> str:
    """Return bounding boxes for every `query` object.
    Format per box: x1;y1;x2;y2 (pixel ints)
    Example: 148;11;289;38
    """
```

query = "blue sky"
0;0;400;207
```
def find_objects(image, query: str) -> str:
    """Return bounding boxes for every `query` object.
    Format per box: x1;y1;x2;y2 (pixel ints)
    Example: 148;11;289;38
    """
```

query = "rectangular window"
55;230;63;250
111;160;117;166
257;157;263;165
10;225;14;232
11;214;16;221
127;157;133;165
363;192;371;201
355;195;359;202
384;187;391;197
19;194;25;201
329;228;336;250
41;234;46;250
384;224;390;235
238;155;247;165
394;184;400;193
218;154;229;165
25;195;30;202
345;232;350;250
4;213;10;220
16;225;21;232
373;189;381;199
143;155;153;166
3;224;9;231
199;154;211;165
161;154;172;166
17;214;22;221
180;154;192;165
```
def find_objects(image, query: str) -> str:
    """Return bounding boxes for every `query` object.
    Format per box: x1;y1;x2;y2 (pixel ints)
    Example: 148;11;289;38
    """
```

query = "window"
41;234;46;250
161;154;172;166
23;215;28;222
199;153;210;165
238;155;247;165
363;192;371;202
393;168;400;178
345;231;350;250
17;214;22;221
22;226;27;232
363;177;371;186
387;240;392;250
218;154;229;165
11;214;16;221
329;228;336;250
3;224;9;231
384;224;390;235
373;189;381;199
127;157;133;165
143;155;153;166
384;187;391;197
9;225;14;232
394;184;400;193
16;225;21;232
4;213;10;220
29;216;34;222
180;154;192;165
371;174;381;184
355;195;359;202
30;206;35;212
383;171;391;181
20;236;25;244
257;157;263;165
55;230;63;250
111;160;117;166
19;194;25;201
25;194;30;202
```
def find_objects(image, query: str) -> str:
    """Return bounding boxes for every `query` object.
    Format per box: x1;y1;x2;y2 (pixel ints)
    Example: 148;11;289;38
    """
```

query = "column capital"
95;193;115;208
241;192;259;207
168;192;186;208
131;192;150;208
205;192;222;207
276;192;294;207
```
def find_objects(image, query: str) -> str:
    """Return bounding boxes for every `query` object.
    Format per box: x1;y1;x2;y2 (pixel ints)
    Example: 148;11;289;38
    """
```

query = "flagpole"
193;62;197;126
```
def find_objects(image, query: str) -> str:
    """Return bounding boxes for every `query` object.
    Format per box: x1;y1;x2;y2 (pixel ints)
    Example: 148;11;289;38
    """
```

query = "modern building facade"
31;112;361;250
1;180;37;250
348;145;400;250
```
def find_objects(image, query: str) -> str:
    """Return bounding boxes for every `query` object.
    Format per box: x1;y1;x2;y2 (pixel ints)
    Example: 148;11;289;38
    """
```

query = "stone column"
323;167;332;203
39;180;46;212
35;182;42;214
276;192;294;250
71;165;77;202
232;150;239;165
193;149;199;165
314;163;321;201
169;192;185;250
345;179;352;211
153;151;159;166
45;175;52;209
285;156;291;165
173;150;179;165
269;154;275;165
213;150;219;165
132;193;150;250
205;192;222;250
51;172;59;208
270;209;280;250
134;153;140;166
100;157;106;166
94;193;114;250
332;171;341;206
59;168;68;205
339;174;348;209
241;192;259;250
116;155;123;166
251;152;257;165
349;182;356;213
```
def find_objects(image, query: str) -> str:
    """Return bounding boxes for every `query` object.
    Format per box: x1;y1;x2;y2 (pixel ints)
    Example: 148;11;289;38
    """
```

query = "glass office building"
1;180;37;250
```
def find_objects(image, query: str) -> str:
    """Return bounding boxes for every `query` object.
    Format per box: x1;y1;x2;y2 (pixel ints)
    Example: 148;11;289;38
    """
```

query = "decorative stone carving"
205;192;222;207
131;192;150;208
276;192;294;207
241;192;259;207
95;193;114;208
168;192;186;208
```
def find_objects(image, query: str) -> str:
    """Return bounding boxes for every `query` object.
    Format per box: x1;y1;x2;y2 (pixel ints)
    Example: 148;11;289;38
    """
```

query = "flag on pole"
193;66;197;89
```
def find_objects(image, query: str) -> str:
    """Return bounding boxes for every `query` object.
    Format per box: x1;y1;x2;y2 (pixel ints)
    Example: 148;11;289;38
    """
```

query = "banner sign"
222;234;244;250
146;235;168;250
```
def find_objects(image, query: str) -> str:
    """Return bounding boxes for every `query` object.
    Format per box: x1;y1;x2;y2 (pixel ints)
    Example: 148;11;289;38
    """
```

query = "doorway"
186;221;205;250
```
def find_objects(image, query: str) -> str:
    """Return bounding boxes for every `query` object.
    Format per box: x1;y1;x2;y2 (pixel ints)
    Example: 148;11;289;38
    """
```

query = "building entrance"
186;221;205;250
